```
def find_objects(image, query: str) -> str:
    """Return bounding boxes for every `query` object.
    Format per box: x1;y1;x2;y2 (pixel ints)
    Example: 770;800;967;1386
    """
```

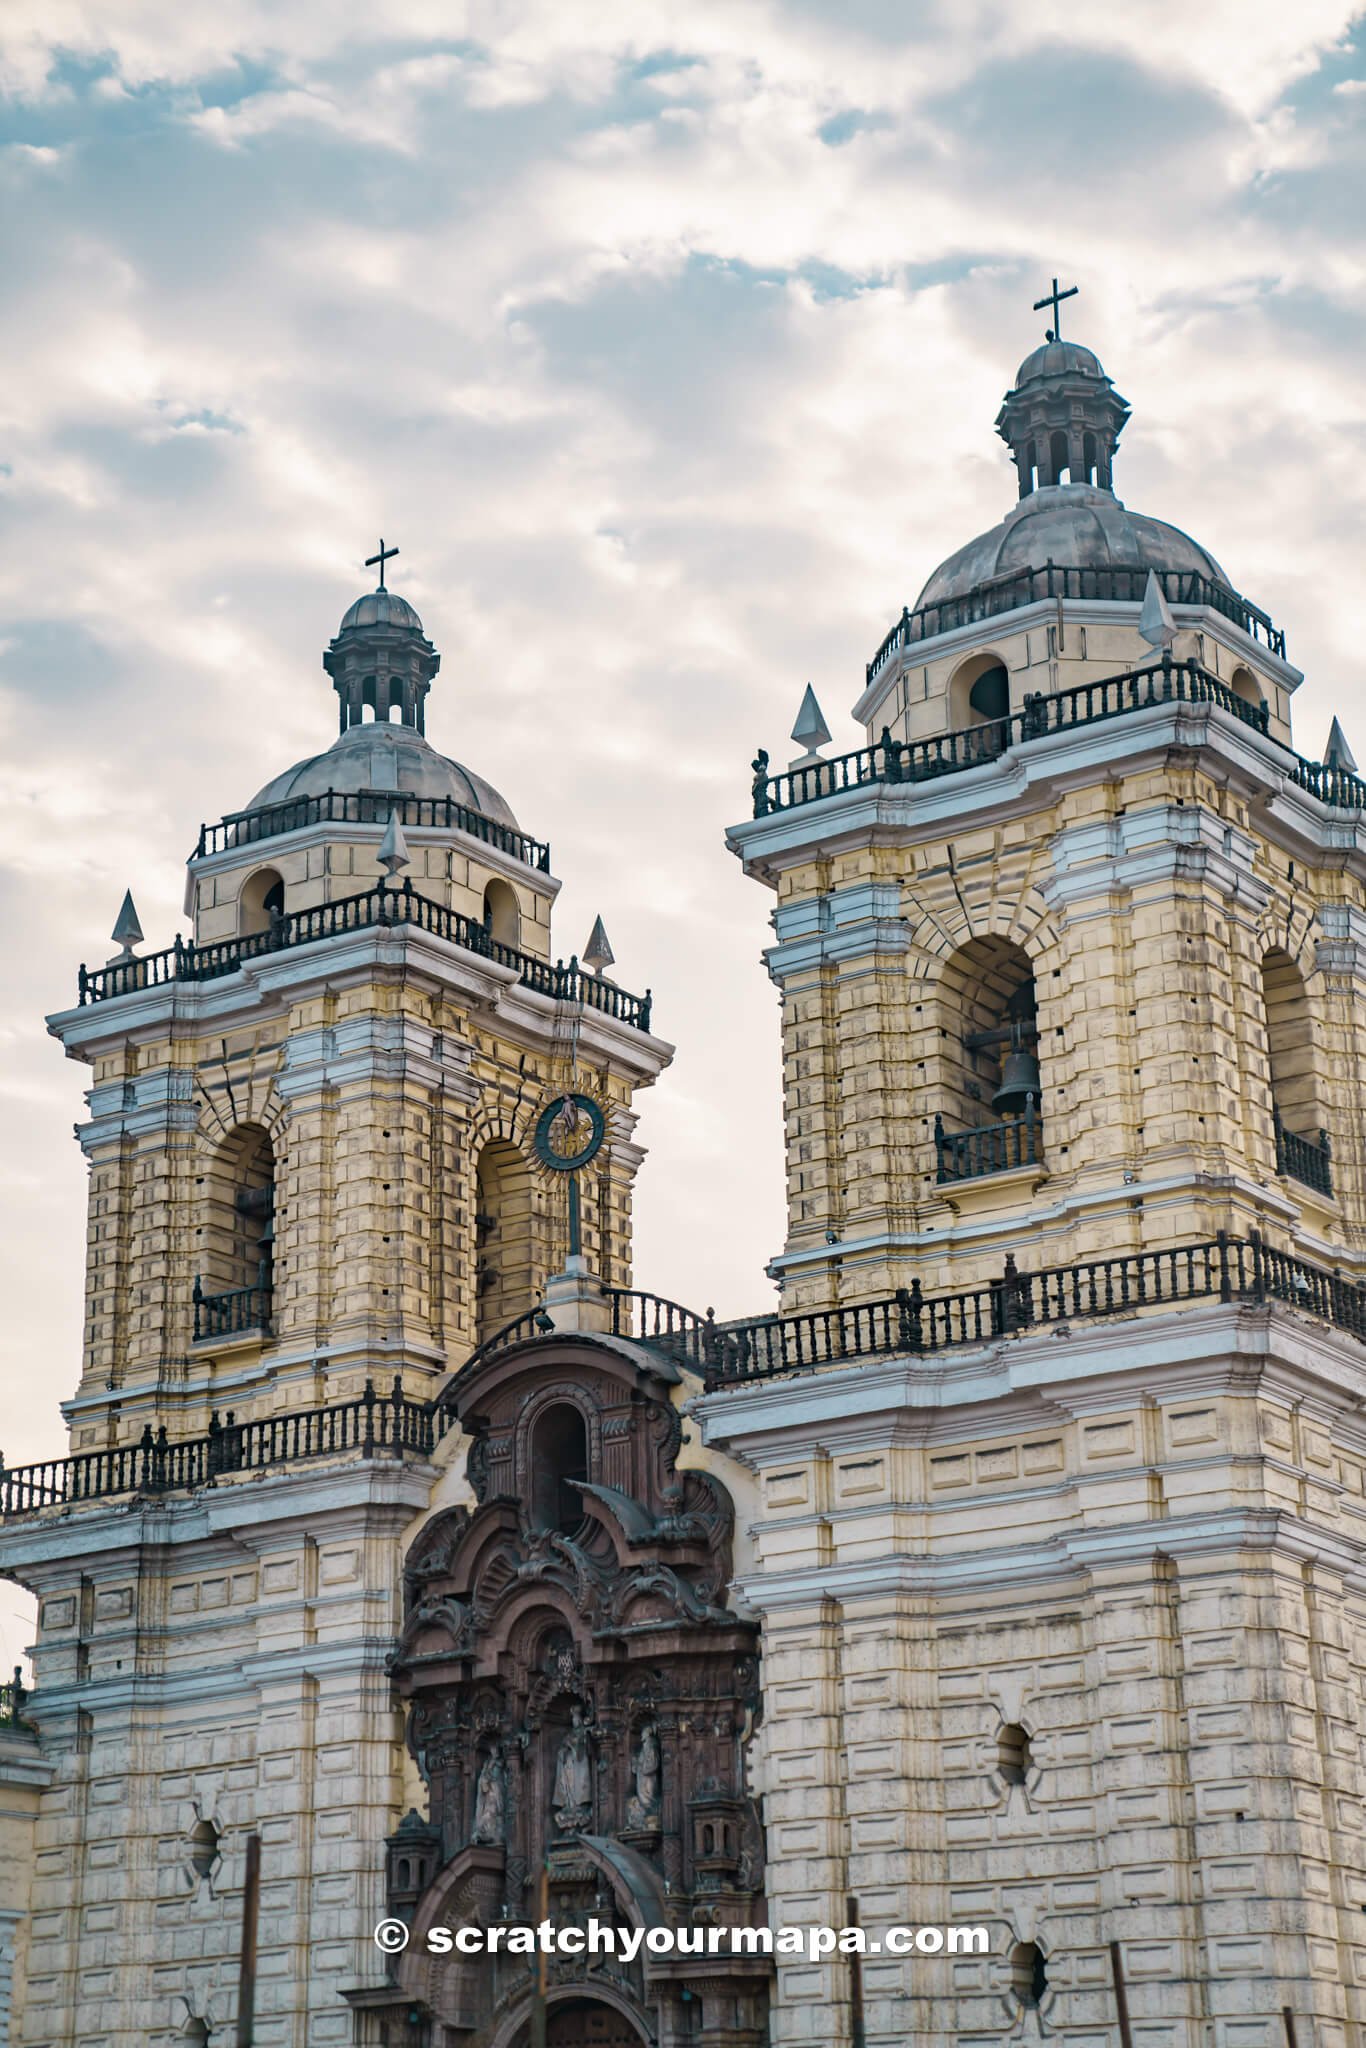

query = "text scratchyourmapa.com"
373;1918;989;1963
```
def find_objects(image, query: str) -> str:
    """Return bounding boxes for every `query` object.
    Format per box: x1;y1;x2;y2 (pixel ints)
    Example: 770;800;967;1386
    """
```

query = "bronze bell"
992;1036;1041;1117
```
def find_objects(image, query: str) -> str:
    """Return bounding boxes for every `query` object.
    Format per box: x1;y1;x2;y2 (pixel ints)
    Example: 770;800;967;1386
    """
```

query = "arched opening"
482;879;521;950
1229;665;1267;721
530;1403;590;1534
182;2021;210;2046
1082;430;1097;483
361;676;378;721
1262;949;1331;1195
1048;428;1069;485
189;1816;220;1878
933;937;1042;1182
197;1123;276;1335
541;1999;650;2047
1010;1941;1048;2009
949;651;1012;761
474;1140;535;1343
998;1723;1031;1786
238;867;285;938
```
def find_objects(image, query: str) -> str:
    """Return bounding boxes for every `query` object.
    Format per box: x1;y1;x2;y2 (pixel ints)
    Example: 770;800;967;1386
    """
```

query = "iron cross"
1032;276;1078;341
365;538;399;589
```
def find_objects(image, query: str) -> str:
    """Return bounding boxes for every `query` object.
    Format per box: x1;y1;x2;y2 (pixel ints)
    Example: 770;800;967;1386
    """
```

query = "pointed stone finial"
111;891;143;959
1138;569;1177;653
583;916;615;975
1325;717;1359;775
377;810;411;879
791;684;832;755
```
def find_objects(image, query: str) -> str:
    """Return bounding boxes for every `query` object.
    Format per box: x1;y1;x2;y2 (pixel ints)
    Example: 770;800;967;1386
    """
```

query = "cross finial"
365;537;399;589
1032;275;1079;341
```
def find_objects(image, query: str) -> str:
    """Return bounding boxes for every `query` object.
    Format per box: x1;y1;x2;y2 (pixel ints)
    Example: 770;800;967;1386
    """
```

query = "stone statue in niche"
472;1743;507;1846
626;1720;661;1831
551;1707;593;1832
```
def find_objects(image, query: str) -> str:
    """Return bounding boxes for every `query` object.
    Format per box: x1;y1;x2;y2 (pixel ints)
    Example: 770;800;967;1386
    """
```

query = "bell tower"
1;563;671;2048
700;318;1366;2048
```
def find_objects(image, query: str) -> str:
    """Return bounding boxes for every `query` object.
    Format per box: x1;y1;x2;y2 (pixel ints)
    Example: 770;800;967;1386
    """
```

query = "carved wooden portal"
379;1332;769;2048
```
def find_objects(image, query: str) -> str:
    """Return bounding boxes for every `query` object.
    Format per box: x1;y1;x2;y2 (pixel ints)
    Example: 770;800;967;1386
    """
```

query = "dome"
915;483;1230;611
245;719;519;828
1010;338;1105;387
337;587;425;634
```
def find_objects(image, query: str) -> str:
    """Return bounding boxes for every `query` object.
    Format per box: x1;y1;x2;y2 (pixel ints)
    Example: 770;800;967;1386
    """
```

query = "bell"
992;1042;1041;1118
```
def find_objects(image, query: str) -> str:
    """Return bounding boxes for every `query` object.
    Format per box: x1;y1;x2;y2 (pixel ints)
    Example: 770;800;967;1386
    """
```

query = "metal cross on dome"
365;537;399;589
1032;276;1079;341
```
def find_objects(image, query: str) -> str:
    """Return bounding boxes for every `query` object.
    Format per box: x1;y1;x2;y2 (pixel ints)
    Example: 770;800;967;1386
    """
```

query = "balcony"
1274;1112;1333;1199
193;1276;273;1342
864;562;1284;692
748;657;1366;825
935;1104;1043;1184
195;786;551;873
76;879;655;1034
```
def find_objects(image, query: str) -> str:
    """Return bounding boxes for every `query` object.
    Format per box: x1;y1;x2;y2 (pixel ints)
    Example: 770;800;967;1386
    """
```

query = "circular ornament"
533;1093;606;1172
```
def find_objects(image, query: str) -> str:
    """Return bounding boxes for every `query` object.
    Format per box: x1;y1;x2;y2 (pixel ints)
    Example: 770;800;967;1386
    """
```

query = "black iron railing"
193;1277;273;1341
0;1377;437;1519
1274;1113;1333;1199
7;1237;1366;1519
196;788;552;873
700;1233;1366;1389
0;1665;30;1728
865;563;1284;690
753;658;1269;818
76;880;654;1033
935;1102;1042;1182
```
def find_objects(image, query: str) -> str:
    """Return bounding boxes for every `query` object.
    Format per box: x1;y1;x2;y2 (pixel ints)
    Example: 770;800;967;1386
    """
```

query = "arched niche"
482;878;521;950
530;1402;590;1535
238;867;285;937
200;1122;276;1301
474;1139;535;1342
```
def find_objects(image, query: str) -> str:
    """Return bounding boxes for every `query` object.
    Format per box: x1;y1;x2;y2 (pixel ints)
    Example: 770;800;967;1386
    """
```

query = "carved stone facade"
372;1332;767;2047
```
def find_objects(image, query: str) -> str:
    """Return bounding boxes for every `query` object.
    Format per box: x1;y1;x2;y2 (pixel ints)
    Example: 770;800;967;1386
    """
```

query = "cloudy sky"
1;1;1364;1657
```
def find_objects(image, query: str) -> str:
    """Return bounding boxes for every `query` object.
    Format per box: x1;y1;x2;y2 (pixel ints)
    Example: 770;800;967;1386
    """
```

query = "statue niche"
380;1331;768;2048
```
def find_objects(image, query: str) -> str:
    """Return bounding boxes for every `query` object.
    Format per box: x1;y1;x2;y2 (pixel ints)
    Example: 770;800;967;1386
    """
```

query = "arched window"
482;880;521;950
239;868;285;938
1262;950;1331;1195
474;1140;535;1342
530;1403;589;1534
934;938;1042;1182
361;676;378;721
1048;428;1069;485
199;1124;276;1328
998;1723;1031;1786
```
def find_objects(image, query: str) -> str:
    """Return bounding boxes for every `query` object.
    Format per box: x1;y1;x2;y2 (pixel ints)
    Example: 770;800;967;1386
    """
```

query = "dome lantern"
995;284;1130;498
323;539;441;735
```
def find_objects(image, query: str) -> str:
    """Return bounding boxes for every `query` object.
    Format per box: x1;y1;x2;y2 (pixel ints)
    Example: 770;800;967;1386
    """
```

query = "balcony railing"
76;879;654;1033
5;1237;1366;1519
193;1276;273;1341
935;1102;1042;1182
195;787;551;874
865;562;1285;691
0;1377;437;1519
752;658;1269;819
1274;1113;1333;1199
0;1666;31;1728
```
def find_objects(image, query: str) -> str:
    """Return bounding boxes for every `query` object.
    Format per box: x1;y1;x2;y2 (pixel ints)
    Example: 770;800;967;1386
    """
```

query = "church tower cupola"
995;282;1130;496
322;538;440;733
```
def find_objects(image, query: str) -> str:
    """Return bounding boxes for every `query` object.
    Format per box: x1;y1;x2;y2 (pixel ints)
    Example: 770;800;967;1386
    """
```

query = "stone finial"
583;916;615;976
1325;717;1359;776
791;684;832;754
377;810;411;879
1138;570;1177;653
111;891;143;959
